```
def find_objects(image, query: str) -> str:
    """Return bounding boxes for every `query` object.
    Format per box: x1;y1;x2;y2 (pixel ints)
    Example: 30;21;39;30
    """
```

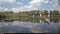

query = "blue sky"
0;0;60;13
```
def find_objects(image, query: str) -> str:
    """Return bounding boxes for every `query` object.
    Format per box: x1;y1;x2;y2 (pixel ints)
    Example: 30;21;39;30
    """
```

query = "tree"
50;10;53;15
42;10;48;15
50;10;59;15
53;10;59;15
0;13;6;20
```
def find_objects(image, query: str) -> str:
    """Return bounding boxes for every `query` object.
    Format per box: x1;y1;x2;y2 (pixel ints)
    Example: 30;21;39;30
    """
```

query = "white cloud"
0;0;16;3
18;0;49;11
12;8;21;13
0;3;1;5
12;5;37;13
49;1;52;4
44;0;49;3
20;5;37;11
50;0;60;11
11;0;50;13
0;7;3;9
1;0;59;13
4;8;8;11
16;2;23;5
29;0;43;6
0;7;4;12
29;0;49;6
0;0;2;2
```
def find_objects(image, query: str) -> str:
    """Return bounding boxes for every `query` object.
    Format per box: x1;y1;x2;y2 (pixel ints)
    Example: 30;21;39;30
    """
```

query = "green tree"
53;10;59;15
42;10;48;15
0;13;6;20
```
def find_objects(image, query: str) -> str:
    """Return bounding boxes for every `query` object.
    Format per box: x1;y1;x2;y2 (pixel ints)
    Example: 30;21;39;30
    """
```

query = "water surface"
0;17;60;33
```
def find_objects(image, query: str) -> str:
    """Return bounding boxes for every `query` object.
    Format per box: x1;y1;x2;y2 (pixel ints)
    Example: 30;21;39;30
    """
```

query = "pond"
0;17;60;33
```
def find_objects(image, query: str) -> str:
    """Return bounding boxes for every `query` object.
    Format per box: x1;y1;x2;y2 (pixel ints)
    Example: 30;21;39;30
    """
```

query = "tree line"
0;10;60;20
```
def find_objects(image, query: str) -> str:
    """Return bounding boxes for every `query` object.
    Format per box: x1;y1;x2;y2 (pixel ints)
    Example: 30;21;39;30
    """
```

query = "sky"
0;0;60;13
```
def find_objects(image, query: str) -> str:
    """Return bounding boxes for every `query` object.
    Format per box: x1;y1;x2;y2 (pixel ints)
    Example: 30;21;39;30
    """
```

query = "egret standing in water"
33;14;34;17
48;15;50;17
40;14;42;17
32;14;35;23
39;11;42;17
48;11;50;17
40;20;42;23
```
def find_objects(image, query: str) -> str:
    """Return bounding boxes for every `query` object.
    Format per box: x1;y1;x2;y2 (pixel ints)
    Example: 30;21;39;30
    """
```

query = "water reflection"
3;17;59;23
0;17;60;33
50;17;60;23
18;17;60;23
